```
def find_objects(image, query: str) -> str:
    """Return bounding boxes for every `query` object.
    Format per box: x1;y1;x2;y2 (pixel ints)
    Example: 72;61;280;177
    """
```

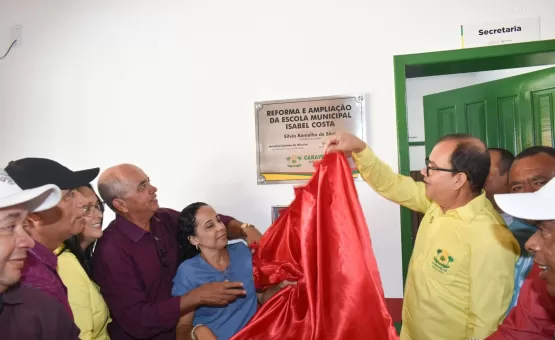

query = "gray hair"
98;178;129;212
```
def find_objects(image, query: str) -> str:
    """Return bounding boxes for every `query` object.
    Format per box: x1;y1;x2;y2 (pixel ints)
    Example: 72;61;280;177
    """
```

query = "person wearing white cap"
496;176;555;297
4;157;100;317
0;170;80;339
486;177;555;340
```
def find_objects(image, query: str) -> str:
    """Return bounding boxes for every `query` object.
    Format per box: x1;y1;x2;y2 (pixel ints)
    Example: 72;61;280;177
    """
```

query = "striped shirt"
505;218;537;315
20;241;73;318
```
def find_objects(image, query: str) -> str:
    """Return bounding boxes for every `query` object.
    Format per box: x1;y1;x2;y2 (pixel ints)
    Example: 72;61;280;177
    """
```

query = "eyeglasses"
424;157;459;177
81;202;105;216
153;236;169;269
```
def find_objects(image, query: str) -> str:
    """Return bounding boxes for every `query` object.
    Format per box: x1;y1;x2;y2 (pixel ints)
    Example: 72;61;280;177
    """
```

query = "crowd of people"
0;131;554;340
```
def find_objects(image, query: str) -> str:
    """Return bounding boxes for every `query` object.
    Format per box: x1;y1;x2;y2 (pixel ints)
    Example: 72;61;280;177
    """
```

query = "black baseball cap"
4;158;100;191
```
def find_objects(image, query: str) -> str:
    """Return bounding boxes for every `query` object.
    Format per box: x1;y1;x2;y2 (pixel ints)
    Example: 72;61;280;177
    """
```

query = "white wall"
474;64;554;83
1;0;554;299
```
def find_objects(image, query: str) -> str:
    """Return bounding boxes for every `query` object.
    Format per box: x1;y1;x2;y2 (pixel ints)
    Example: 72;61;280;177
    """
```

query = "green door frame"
393;39;555;287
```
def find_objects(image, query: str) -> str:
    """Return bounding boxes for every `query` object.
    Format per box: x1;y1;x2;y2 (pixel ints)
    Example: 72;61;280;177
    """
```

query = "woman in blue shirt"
172;202;295;340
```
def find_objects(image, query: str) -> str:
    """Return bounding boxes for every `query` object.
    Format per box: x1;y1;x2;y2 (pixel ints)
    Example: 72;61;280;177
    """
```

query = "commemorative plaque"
255;94;367;184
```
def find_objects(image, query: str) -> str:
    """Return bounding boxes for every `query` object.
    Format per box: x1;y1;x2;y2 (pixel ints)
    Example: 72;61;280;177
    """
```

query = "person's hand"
258;280;298;305
324;132;366;155
190;281;246;305
277;280;297;290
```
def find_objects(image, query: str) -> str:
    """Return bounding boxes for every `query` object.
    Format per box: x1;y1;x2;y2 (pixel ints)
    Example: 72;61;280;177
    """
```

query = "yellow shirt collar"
442;191;491;223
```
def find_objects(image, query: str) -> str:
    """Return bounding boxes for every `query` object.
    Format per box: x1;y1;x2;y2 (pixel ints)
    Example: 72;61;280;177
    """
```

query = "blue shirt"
172;242;257;340
505;218;537;315
500;212;514;226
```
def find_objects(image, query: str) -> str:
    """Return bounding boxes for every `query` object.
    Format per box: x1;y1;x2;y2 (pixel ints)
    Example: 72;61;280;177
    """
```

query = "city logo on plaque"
286;156;302;168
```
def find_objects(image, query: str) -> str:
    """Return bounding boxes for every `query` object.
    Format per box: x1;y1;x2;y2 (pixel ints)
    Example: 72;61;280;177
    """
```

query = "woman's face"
190;205;228;251
77;186;103;241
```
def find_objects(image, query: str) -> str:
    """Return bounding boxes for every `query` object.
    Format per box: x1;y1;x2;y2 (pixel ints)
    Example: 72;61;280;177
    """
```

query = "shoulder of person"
156;208;180;221
93;221;122;248
57;252;88;278
228;241;250;255
176;255;202;274
172;257;202;296
471;222;520;255
91;232;132;265
56;250;78;266
15;285;80;339
20;255;57;284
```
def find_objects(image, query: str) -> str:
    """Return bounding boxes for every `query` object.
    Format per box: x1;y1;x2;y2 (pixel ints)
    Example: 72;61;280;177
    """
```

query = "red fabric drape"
231;152;398;340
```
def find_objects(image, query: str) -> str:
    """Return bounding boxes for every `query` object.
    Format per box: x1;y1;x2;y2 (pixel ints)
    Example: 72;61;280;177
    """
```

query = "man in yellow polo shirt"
325;132;519;340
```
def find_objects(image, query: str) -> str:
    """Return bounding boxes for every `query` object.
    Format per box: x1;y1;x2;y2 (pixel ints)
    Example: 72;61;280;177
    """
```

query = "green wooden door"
423;66;555;155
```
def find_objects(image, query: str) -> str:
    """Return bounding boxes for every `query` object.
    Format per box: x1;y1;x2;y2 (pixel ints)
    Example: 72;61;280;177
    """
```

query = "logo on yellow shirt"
432;249;455;273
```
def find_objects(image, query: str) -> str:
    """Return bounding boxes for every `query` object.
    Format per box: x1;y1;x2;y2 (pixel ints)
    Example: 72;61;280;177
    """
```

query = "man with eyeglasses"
4;158;100;317
325;132;519;340
93;163;263;340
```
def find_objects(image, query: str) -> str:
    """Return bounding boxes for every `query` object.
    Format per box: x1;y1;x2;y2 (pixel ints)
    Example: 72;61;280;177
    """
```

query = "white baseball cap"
0;169;61;212
495;177;555;221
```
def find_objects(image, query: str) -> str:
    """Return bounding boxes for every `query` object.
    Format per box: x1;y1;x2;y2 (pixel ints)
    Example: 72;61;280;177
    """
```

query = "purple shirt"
92;208;233;340
20;240;73;318
0;283;80;340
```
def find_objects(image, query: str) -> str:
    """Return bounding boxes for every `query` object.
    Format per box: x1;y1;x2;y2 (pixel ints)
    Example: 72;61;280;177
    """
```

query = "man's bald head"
98;164;159;217
98;164;140;212
436;134;490;193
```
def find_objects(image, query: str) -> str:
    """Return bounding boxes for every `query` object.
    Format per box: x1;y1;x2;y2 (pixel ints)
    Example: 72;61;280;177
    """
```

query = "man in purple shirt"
0;169;80;339
94;163;263;340
4;158;100;317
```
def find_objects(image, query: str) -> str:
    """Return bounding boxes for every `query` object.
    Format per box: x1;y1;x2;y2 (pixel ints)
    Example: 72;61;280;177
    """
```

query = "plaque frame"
255;93;368;185
271;205;289;223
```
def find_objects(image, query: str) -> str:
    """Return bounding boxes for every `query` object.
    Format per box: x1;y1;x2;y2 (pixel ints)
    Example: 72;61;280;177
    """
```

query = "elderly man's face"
118;166;159;216
0;205;34;292
525;220;555;297
509;153;555;194
421;140;464;206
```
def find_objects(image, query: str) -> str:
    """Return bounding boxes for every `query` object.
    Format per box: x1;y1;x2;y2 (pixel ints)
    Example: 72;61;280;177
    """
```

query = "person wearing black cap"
4;158;99;318
0;169;80;339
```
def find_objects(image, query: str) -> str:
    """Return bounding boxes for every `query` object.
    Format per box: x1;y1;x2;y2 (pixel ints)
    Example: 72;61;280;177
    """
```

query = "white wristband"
191;324;203;340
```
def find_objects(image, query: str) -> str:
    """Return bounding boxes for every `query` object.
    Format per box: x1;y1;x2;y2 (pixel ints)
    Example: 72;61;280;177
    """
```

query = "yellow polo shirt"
55;248;111;340
353;146;519;340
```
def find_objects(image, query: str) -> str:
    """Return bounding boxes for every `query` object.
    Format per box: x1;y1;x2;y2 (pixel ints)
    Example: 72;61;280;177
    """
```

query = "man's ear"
26;212;43;231
113;198;127;213
453;172;469;191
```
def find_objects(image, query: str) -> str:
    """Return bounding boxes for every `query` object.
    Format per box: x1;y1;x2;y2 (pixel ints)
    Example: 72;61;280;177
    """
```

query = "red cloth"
231;153;398;340
487;264;555;340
